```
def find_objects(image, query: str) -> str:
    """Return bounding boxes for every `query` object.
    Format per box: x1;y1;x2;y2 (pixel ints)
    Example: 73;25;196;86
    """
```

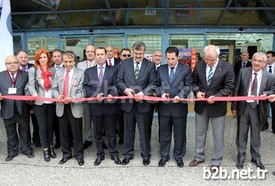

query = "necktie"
98;66;104;86
242;62;246;68
22;67;26;71
134;62;140;79
169;67;175;83
88;62;92;68
63;69;70;97
207;67;213;85
11;73;15;80
250;72;258;108
108;59;112;66
269;66;272;73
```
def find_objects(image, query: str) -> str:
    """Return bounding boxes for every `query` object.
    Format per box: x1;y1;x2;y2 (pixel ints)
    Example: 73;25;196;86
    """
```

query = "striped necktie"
169;67;174;83
207;67;213;85
134;62;140;79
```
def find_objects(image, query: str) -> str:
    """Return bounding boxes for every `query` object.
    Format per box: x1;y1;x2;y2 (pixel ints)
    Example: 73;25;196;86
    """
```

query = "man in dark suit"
234;51;251;78
83;47;121;166
232;52;275;170
189;45;235;172
262;50;275;131
17;50;40;148
157;46;193;168
52;51;85;166
106;45;120;66
0;55;34;161
117;41;158;166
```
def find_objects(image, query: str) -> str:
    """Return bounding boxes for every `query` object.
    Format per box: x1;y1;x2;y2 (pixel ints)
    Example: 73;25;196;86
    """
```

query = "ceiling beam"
105;0;116;27
45;0;68;28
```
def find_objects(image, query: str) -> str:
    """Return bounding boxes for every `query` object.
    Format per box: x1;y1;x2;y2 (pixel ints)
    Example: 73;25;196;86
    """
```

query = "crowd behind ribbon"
0;41;275;172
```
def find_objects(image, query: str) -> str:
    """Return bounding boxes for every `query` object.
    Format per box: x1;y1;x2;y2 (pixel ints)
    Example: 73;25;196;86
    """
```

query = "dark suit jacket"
232;67;275;125
157;63;193;118
193;59;235;117
234;60;252;77
106;58;120;67
83;65;118;116
0;70;29;119
117;57;158;113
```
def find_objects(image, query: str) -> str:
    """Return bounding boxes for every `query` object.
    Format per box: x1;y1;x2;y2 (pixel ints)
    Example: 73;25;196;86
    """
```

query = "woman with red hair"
27;48;56;162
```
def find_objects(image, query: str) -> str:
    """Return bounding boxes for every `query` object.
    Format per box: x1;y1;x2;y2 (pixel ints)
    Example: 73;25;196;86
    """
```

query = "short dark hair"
96;47;107;54
266;51;275;57
120;48;131;54
165;46;179;57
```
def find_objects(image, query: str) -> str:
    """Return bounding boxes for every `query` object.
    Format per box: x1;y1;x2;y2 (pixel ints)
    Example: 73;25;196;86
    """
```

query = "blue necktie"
169;67;174;83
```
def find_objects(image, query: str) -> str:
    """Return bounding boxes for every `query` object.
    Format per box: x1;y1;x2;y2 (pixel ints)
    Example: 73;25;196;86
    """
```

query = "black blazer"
0;70;29;119
83;65;118;116
157;63;193;118
232;67;275;125
234;60;252;77
193;59;235;117
117;57;158;113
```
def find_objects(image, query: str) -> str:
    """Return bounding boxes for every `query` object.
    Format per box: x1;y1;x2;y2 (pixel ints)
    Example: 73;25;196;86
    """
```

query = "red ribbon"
0;95;268;102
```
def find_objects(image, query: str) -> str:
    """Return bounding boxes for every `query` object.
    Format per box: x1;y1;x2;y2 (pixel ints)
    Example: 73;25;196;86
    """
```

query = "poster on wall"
178;48;197;71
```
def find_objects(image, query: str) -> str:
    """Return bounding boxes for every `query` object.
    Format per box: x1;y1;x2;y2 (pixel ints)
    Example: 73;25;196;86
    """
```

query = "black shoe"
111;156;122;165
94;157;105;166
251;159;265;169
158;159;169;167
42;149;50;162
59;156;72;165
118;138;123;145
77;159;84;166
176;159;184;168
48;146;56;158
143;158;150;166
5;155;16;162
54;143;60;149
121;157;132;165
26;153;34;158
83;141;92;150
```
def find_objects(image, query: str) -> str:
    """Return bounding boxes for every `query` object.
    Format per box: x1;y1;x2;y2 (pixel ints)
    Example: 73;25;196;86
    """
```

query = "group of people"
0;41;275;172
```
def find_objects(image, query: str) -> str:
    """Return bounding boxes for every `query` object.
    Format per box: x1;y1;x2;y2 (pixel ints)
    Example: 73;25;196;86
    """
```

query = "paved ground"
0;114;275;185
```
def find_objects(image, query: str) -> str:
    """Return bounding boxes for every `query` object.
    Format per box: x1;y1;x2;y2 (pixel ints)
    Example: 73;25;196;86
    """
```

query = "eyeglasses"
5;62;19;65
123;54;131;57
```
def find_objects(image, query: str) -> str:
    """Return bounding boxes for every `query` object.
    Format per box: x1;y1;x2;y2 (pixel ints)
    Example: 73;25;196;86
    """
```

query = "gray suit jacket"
232;67;275;125
157;63;193;117
52;67;84;118
0;70;29;119
26;66;56;106
77;60;96;71
117;57;158;113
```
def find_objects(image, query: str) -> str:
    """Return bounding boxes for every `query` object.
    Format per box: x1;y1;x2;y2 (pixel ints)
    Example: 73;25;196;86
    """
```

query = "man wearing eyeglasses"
0;55;33;162
117;41;158;166
119;48;131;61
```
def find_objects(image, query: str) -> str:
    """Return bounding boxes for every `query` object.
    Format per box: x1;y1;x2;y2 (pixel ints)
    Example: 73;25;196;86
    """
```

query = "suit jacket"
117;57;158;113
234;60;252;77
157;63;193;117
0;70;29;119
52;67;84;118
77;60;96;71
232;67;275;125
193;59;235;117
83;65;118;116
26;66;56;106
264;64;275;75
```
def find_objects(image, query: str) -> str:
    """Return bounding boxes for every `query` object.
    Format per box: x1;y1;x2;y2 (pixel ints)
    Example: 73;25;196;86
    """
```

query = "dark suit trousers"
30;112;40;144
159;115;187;161
237;103;262;161
270;102;275;133
59;104;83;159
33;104;55;148
3;111;32;156
123;105;152;159
92;114;118;158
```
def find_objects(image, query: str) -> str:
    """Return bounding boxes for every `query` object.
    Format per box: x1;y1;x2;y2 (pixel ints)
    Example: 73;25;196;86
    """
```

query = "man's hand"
0;94;3;101
134;91;144;102
57;95;64;104
207;96;215;104
173;96;181;103
96;93;104;102
107;94;113;102
267;94;275;102
196;91;205;99
63;97;72;104
124;88;135;97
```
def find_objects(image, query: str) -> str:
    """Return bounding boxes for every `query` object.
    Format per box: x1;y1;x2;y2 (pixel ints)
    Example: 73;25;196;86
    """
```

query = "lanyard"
6;70;20;87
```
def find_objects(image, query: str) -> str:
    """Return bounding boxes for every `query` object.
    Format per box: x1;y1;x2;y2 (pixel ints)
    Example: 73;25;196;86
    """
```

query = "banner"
0;0;13;71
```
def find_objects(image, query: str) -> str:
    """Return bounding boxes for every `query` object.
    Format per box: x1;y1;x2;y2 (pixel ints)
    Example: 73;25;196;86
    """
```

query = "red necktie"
108;59;112;66
22;67;26;71
63;69;70;97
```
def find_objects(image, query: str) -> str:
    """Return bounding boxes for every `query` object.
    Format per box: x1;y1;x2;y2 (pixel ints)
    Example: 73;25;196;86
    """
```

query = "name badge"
8;88;17;94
